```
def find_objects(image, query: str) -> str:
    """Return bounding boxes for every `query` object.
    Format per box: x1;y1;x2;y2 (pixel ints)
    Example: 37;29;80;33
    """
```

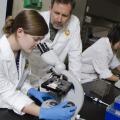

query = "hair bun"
3;16;14;35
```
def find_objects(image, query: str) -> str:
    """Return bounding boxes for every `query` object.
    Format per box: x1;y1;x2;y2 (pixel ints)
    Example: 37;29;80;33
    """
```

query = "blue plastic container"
105;105;120;120
114;96;120;111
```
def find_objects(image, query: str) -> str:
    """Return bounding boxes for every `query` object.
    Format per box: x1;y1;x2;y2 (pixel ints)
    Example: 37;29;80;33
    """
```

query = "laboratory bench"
0;81;120;120
79;81;120;120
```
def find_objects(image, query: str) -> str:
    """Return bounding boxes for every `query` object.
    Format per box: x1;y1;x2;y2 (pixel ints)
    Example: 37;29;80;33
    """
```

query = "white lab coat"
39;11;82;81
0;35;33;115
81;37;120;83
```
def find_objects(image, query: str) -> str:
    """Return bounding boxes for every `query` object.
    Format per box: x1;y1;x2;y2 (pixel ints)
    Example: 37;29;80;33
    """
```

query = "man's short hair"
51;0;76;10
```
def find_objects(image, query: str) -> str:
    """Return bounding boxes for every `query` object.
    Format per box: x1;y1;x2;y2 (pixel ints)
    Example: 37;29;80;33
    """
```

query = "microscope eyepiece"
37;43;50;54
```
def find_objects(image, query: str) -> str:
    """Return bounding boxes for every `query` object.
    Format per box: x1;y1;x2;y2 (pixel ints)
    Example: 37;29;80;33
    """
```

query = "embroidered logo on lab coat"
64;29;70;36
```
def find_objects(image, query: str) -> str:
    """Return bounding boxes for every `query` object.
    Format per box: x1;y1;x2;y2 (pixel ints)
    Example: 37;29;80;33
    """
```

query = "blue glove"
39;101;77;120
28;88;55;103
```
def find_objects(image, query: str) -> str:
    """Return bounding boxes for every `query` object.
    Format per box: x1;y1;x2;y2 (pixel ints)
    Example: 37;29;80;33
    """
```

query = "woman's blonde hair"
3;10;48;36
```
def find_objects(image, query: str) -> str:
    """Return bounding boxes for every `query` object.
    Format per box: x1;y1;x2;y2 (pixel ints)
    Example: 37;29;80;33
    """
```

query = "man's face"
50;2;72;30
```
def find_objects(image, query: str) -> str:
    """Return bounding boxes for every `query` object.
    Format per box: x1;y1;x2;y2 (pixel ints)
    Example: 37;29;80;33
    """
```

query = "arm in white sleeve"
92;53;113;79
68;19;82;81
110;55;120;69
0;62;33;115
93;54;120;81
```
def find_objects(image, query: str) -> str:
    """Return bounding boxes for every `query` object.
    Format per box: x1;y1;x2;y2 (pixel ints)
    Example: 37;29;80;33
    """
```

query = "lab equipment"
105;104;120;120
105;95;120;120
41;73;73;95
37;43;84;120
89;96;109;106
24;0;42;10
27;88;55;103
37;43;65;74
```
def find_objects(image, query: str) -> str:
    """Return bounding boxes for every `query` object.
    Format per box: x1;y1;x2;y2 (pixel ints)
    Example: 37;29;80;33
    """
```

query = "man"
39;0;82;81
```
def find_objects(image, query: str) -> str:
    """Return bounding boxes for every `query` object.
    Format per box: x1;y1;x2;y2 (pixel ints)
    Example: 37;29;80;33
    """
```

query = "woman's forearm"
22;102;40;117
106;74;119;81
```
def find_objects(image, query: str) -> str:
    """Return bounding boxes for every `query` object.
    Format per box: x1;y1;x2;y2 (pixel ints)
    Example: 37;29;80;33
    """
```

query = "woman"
0;10;76;120
81;25;120;83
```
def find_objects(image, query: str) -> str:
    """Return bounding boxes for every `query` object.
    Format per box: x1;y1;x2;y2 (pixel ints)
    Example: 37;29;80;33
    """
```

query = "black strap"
49;23;58;41
15;50;20;75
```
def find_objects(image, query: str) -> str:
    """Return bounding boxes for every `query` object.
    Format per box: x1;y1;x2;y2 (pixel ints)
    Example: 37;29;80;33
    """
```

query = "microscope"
37;43;84;120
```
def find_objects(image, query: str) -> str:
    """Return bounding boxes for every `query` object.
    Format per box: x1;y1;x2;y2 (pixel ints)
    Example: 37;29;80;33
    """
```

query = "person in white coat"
0;9;76;120
38;0;82;81
81;25;120;83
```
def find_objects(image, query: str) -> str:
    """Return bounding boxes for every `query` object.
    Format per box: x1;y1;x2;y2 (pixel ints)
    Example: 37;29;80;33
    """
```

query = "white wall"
73;0;87;26
12;0;51;17
0;0;7;37
12;0;23;17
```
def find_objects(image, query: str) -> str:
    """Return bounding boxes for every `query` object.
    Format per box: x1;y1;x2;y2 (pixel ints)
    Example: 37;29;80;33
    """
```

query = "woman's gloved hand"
39;101;77;120
28;88;55;103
